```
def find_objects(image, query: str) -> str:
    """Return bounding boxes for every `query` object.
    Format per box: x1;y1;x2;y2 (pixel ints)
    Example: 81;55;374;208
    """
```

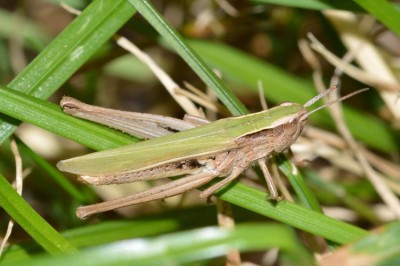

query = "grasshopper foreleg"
257;159;279;200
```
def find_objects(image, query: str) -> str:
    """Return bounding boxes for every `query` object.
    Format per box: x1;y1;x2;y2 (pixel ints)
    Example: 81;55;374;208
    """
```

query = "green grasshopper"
57;85;367;219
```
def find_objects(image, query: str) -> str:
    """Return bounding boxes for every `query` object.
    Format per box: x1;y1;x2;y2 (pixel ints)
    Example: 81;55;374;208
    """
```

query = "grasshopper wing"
61;97;195;139
57;119;238;176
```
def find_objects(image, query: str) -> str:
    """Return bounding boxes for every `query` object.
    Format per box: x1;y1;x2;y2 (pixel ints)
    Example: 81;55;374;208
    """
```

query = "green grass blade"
251;0;363;11
313;222;400;266
188;40;315;103
15;138;88;203
276;154;322;212
2;205;264;264
353;0;400;37
351;222;400;260
5;224;313;266
216;182;367;244
0;173;77;255
127;0;247;116
252;0;400;12
0;86;135;150
0;0;136;144
1;219;180;264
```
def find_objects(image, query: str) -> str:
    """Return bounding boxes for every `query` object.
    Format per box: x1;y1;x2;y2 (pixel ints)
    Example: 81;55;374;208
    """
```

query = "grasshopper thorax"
269;102;308;153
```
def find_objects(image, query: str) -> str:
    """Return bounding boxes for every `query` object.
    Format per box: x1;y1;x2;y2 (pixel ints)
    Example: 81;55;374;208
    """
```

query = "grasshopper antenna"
306;87;369;116
304;84;341;108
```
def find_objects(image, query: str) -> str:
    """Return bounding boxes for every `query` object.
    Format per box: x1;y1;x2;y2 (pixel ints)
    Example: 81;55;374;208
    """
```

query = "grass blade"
353;0;400;37
15;138;89;203
0;86;135;151
216;182;367;244
0;173;77;255
128;0;247;116
276;154;322;212
0;0;136;144
252;0;363;11
4;224;313;266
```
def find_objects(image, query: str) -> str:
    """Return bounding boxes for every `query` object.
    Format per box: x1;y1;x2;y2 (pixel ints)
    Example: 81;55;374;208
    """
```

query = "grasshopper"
57;85;367;219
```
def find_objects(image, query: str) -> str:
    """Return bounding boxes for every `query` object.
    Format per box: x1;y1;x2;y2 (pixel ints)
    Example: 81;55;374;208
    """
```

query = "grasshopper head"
270;102;308;153
283;104;309;147
271;85;367;153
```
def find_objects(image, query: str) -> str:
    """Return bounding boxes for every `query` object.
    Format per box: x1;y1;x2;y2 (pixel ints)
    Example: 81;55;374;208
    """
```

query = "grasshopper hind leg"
76;151;235;219
76;170;219;219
